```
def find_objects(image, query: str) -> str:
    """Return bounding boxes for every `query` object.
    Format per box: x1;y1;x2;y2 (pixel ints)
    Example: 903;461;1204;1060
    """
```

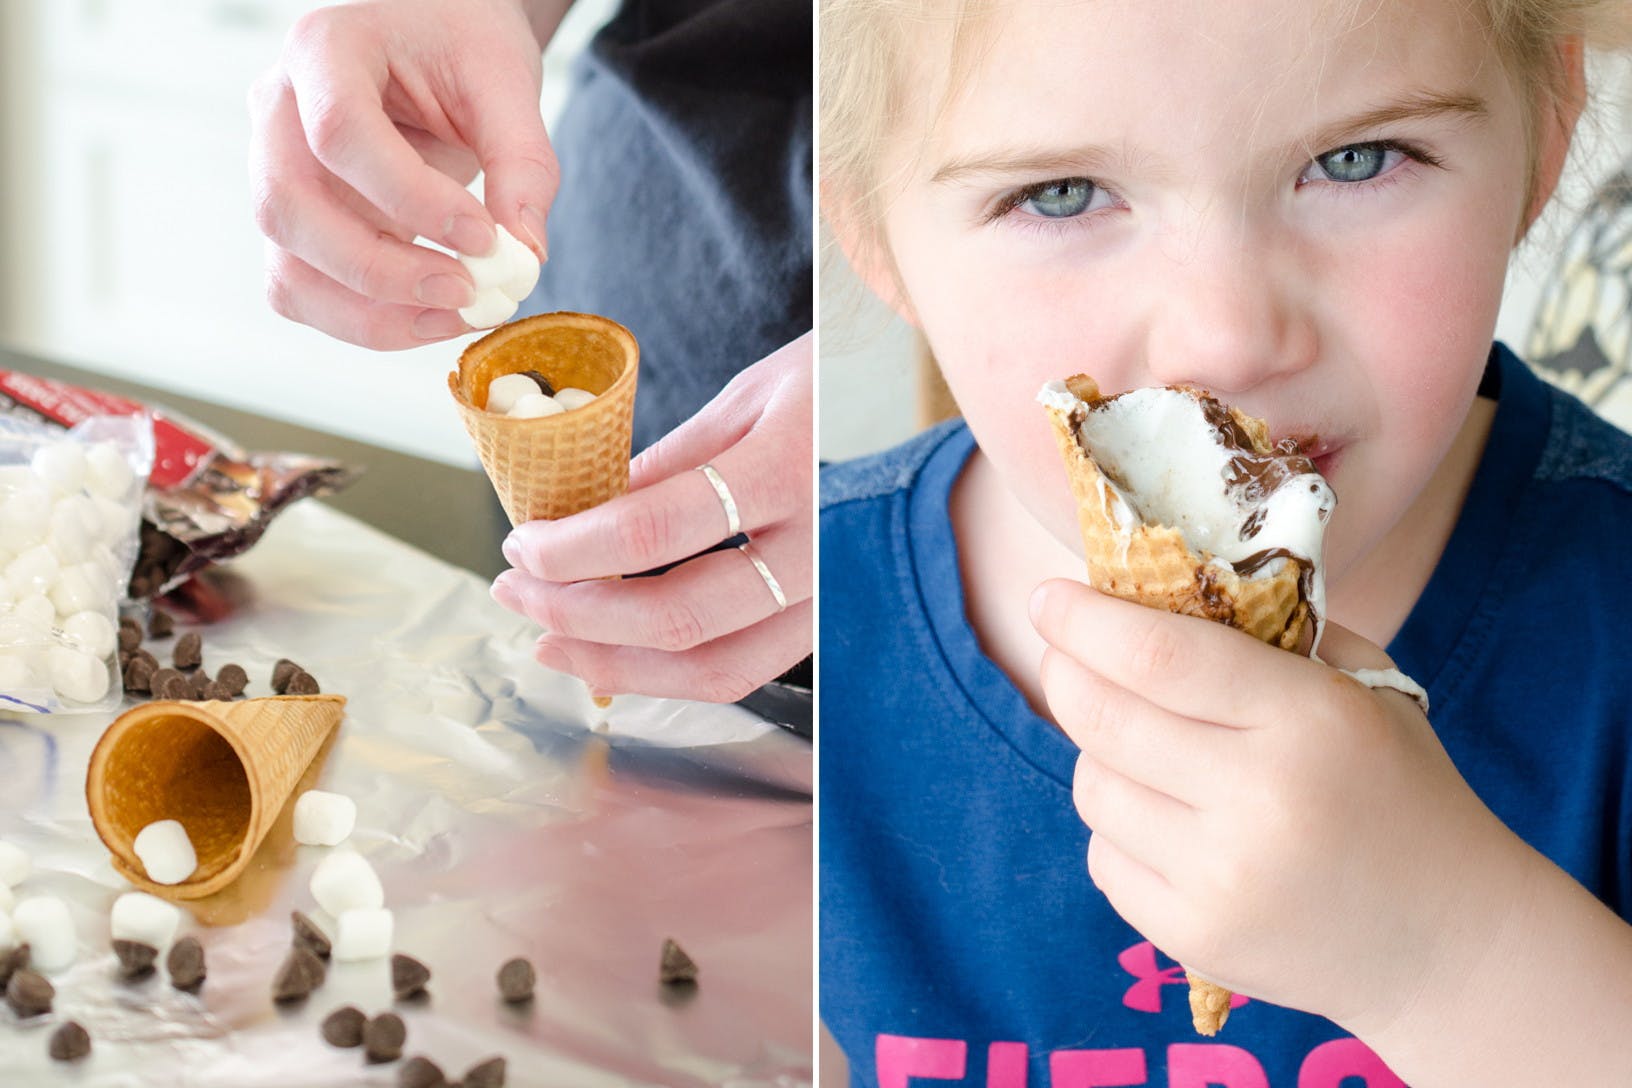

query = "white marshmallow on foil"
459;286;520;330
485;372;545;415
48;644;109;703
309;848;383;917
30;442;87;497
133;820;198;885
293;790;357;847
506;393;564;419
84;441;135;501
0;840;31;886
110;891;183;952
332;907;393;962
552;387;597;411
61;611;116;661
12;896;76;971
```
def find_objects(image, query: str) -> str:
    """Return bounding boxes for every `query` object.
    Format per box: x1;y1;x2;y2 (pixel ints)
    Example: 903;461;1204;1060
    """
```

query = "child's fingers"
1030;579;1308;730
1073;752;1198;879
1086;834;1187;954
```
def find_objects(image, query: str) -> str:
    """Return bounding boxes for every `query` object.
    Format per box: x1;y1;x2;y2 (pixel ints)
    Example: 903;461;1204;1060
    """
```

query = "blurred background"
821;54;1632;461
0;0;615;468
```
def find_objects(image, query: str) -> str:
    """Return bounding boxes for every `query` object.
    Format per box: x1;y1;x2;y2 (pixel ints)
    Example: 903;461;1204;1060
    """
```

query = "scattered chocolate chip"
114;939;158;981
271;659;300;693
216;663;249;697
173;632;203;670
658;938;698;984
285;670;320;695
5;968;54;1017
462;1056;507;1088
117;620;143;654
168;936;206;992
118;649;133;671
391;953;431;1000
48;1020;91;1062
0;944;30;989
272;945;327;1003
134;648;159;671
292;912;331;960
157;672;192;700
321;1004;367;1048
148;610;175;638
399;1055;447;1088
123;655;156;694
496;957;534;1003
363;1011;406;1064
520;369;556;397
202;680;233;701
189;670;211;699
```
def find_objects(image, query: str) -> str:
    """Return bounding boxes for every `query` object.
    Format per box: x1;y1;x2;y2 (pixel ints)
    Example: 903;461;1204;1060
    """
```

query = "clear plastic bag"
0;414;154;714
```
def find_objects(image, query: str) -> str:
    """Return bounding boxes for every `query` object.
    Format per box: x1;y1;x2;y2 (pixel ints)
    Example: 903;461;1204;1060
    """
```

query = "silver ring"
699;463;741;536
738;541;787;611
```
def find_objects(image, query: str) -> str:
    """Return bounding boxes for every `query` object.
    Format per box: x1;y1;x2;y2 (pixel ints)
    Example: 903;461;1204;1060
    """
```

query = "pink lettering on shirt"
1167;1043;1270;1087
876;1034;967;1088
1050;1047;1148;1086
1118;941;1249;1017
989;1041;1029;1088
1296;1038;1406;1087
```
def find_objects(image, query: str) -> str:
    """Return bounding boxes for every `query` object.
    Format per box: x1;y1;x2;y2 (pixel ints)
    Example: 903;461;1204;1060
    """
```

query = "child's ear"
821;179;922;328
1518;35;1588;241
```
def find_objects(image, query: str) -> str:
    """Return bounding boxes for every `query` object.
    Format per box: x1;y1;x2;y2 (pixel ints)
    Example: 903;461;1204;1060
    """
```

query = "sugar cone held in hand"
86;695;346;900
1042;373;1333;1035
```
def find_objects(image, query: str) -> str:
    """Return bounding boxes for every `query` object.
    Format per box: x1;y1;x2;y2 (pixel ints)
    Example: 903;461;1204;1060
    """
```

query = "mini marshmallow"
459;225;539;303
61;611;116;661
459;287;519;330
84;442;135;501
0;488;50;552
110;891;183;951
332;907;393;962
30;442;87;497
552;387;596;411
293;790;357;847
0;881;13;914
309;849;383;917
0;908;13;951
90;496;132;546
506;393;564;419
6;545;59;597
485;372;544;415
12;896;76;971
0;841;30;886
48;645;109;703
0;465;34;497
49;563;108;618
133;820;197;885
12;594;54;629
47;496;100;564
0;653;27;692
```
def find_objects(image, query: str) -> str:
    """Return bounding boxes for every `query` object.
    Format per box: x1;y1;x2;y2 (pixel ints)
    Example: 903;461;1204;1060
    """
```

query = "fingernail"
413;308;468;341
520;204;547;262
444;214;495;256
1028;584;1050;626
501;533;523;569
490;572;521;611
415;273;474;309
535;637;570;673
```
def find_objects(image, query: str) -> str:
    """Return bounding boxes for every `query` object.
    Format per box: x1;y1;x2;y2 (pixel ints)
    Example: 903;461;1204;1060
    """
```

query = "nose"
1143;230;1317;393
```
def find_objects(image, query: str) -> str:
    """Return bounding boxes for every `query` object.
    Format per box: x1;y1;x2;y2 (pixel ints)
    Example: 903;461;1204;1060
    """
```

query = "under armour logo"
1117;941;1249;1016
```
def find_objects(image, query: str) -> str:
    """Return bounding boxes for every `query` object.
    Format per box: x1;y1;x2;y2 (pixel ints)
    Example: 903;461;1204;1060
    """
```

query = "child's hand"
1029;578;1533;1034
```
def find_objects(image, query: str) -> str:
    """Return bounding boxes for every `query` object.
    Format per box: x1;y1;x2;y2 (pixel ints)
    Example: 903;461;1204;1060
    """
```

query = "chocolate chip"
134;648;159;671
114;939;158;981
520;369;556;397
173;631;202;670
0;944;30;989
496;957;534;1003
363;1011;406;1064
216;663;249;697
5;968;54;1017
168;936;206;992
148;610;175;638
292;911;331;960
272;945;326;1003
462;1056;507;1088
271;659;300;693
48;1020;91;1062
202;680;233;701
189;670;211;699
398;1055;447;1088
123;655;156;694
321;1004;367;1048
285;670;320;695
157;672;192;700
658;938;698;984
117;621;142;654
391;953;431;1000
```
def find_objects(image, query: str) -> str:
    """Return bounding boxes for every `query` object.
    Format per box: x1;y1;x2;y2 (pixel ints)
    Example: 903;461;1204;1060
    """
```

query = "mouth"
1280;432;1343;478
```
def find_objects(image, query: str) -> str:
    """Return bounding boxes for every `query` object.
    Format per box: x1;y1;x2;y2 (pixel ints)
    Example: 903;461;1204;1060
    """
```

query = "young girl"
819;0;1632;1083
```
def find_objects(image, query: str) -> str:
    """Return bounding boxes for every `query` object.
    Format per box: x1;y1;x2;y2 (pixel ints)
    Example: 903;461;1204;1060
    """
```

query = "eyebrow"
929;89;1489;185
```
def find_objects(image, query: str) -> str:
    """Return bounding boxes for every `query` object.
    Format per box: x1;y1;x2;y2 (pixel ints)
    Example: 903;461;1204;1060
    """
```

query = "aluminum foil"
0;501;812;1086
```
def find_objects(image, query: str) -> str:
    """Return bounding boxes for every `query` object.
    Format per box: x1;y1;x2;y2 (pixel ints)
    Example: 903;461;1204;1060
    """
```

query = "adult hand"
490;333;814;703
1029;580;1537;1035
249;0;560;349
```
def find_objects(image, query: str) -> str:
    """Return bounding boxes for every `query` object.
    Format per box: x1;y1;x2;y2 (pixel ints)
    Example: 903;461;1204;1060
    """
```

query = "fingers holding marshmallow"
457;225;540;329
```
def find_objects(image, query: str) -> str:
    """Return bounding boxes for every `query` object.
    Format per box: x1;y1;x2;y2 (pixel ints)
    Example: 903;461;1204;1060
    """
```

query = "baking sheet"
0;500;812;1086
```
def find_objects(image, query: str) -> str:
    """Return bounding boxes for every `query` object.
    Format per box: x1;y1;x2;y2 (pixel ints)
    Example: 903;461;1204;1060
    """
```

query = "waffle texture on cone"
449;311;639;525
86;695;346;900
1044;373;1334;1035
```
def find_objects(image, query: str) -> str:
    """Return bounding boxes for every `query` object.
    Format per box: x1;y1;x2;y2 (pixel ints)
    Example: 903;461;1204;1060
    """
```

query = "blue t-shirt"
819;344;1632;1086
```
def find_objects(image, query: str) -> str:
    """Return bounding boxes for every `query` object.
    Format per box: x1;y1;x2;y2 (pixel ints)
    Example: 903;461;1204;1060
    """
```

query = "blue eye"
1019;178;1098;218
1307;143;1395;183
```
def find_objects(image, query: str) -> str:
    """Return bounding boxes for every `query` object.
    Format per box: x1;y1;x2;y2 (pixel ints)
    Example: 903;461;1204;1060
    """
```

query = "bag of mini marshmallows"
0;413;154;714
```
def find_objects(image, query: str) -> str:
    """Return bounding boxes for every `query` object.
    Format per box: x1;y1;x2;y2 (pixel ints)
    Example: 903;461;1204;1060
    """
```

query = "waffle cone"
85;695;346;900
1045;374;1319;1035
448;311;639;526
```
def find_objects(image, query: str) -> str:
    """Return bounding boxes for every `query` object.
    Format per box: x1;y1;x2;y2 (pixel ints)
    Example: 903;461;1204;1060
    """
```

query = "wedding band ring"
699;463;742;536
739;541;787;612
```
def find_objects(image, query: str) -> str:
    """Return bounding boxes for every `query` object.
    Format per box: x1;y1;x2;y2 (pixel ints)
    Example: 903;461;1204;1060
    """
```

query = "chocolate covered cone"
1044;373;1322;1035
86;696;346;900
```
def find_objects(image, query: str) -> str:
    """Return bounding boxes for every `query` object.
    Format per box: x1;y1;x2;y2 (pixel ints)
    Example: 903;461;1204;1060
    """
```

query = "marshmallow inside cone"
1039;379;1335;648
133;819;198;885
